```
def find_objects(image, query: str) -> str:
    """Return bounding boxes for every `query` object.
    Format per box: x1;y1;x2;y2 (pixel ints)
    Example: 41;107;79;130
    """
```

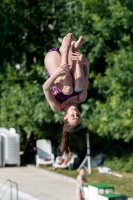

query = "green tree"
78;0;133;141
1;0;133;154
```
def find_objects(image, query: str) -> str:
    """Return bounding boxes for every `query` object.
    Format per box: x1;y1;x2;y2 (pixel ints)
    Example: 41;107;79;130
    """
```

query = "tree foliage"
79;0;133;141
0;0;133;152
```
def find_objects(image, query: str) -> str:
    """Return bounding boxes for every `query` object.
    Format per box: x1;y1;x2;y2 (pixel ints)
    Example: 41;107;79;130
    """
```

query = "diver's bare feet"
71;36;86;52
60;33;72;54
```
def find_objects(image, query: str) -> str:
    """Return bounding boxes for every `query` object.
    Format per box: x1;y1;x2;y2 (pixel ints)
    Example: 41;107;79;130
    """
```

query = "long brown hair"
61;119;82;154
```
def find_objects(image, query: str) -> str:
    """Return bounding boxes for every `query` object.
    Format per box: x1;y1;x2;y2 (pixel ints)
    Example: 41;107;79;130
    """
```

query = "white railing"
0;179;19;200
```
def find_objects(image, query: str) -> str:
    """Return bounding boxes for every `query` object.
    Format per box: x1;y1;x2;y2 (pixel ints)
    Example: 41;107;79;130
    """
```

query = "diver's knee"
74;81;83;92
62;86;73;95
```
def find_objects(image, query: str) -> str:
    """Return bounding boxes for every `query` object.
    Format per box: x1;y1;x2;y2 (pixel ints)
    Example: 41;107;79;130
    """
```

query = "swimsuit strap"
59;103;62;111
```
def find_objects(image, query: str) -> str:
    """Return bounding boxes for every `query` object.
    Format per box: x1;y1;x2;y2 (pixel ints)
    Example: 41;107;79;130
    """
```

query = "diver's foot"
71;36;86;52
59;33;72;54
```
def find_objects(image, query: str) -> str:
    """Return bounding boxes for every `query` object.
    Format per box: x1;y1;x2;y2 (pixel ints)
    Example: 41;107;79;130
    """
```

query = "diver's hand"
71;51;87;65
55;64;71;77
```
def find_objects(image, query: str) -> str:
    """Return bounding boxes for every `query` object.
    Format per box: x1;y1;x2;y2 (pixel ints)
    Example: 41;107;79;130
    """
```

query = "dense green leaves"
86;49;133;141
0;0;133;150
78;0;133;141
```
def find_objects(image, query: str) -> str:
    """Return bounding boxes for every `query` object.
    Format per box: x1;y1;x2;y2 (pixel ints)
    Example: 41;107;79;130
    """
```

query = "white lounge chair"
36;139;55;167
52;153;79;170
